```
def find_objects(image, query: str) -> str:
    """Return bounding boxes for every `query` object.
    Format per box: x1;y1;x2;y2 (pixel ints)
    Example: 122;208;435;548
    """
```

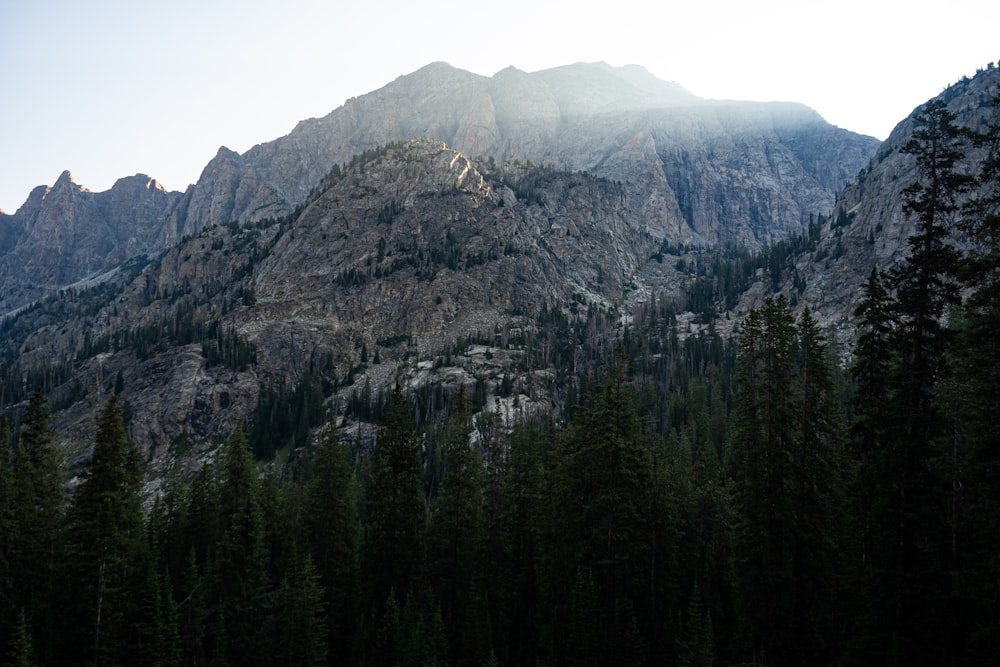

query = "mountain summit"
0;61;877;314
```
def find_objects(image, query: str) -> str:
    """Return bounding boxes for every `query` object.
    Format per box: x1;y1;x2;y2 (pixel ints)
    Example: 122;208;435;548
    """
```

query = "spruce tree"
730;297;797;663
883;98;971;665
848;267;898;662
426;386;489;666
363;386;425;639
58;395;152;664
304;419;361;664
952;93;1000;661
730;297;842;664
790;307;842;663
212;426;270;666
552;359;654;663
269;550;328;666
1;392;63;659
677;583;715;667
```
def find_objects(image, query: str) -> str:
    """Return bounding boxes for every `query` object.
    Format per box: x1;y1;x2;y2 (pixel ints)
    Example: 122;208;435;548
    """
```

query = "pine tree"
789;308;842;663
0;415;10;649
552;359;654;663
426;386;489;666
58;395;153;664
847;267;898;662
952;93;1000;661
496;420;551;666
270;550;328;666
730;297;797;663
364;386;425;610
729;297;842;664
304;419;361;664
5;609;34;667
212;426;270;666
1;392;63;659
565;568;600;667
677;583;714;667
883;98;971;665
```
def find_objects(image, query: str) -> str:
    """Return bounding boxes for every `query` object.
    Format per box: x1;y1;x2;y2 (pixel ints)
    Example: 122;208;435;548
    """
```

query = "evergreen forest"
1;100;1000;667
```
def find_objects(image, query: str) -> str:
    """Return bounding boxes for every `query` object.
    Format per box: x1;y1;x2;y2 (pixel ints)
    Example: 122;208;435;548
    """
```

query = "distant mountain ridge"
0;61;878;314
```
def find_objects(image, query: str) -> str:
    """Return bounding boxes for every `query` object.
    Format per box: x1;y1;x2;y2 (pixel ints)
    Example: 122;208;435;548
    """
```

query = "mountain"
20;58;988;473
765;63;1000;342
0;172;182;314
0;61;878;315
184;61;876;245
2;140;653;468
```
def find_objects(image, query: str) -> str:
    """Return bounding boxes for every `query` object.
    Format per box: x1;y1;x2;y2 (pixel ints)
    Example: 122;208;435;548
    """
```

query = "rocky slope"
3;141;653;469
768;63;1000;343
189;61;876;246
0;61;878;315
0;172;181;314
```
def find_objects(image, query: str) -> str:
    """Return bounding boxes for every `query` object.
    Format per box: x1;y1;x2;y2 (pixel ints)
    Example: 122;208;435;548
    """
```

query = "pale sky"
1;0;997;213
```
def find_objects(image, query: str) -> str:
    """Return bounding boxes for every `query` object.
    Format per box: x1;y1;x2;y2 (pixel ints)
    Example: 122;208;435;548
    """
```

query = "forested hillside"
1;75;999;665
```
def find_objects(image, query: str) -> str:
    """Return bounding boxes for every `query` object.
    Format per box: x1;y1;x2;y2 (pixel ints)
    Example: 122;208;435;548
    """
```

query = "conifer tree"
0;414;10;647
212;426;270;666
677;583;715;667
1;392;63;659
730;297;842;664
305;419;361;664
496;420;551;666
952;93;1000;661
270;550;328;666
882;98;971;665
363;386;425;634
5;609;34;667
730;297;797;662
790;307;842;663
552;359;654;663
58;395;153;664
426;386;489;665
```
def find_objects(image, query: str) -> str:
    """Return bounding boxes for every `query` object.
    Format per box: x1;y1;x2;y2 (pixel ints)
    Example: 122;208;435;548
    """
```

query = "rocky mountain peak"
53;169;81;188
0;61;878;317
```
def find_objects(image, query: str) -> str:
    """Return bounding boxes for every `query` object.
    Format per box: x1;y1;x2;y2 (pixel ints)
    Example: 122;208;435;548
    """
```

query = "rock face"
6;141;654;466
189;61;876;246
0;61;878;314
0;172;181;314
769;64;1000;340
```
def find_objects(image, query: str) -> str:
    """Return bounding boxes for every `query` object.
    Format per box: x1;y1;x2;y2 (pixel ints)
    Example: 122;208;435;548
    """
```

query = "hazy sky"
1;0;997;212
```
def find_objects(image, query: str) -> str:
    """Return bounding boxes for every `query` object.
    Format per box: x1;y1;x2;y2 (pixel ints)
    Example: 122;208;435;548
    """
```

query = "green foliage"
363;386;426;617
6;99;1000;663
57;395;169;664
248;370;328;459
729;297;844;665
304;421;361;665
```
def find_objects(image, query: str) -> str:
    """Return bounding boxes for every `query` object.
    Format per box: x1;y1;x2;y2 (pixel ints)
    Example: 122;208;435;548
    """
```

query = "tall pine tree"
363;385;426;650
304;419;362;665
883;98;972;666
58;395;168;665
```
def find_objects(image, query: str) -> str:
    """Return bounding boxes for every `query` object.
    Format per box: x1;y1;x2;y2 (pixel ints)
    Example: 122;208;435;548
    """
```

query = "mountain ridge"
0;60;877;314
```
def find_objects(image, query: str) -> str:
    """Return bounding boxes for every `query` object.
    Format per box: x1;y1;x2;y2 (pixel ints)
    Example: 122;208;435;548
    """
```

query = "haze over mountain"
0;61;877;316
